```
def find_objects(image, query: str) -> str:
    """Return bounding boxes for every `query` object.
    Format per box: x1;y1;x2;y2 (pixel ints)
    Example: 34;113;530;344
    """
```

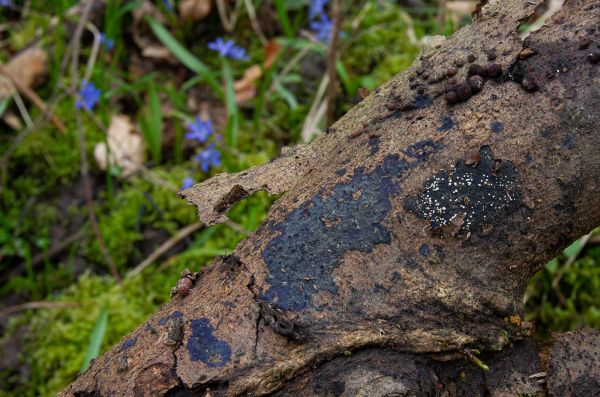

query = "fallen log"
60;0;600;395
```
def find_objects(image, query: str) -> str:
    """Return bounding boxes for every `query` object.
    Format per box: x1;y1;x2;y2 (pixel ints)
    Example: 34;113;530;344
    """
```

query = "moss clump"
344;2;422;89
525;228;600;339
1;270;176;397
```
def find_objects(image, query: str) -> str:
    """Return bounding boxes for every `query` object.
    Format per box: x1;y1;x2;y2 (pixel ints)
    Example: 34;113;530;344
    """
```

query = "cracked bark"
60;0;600;396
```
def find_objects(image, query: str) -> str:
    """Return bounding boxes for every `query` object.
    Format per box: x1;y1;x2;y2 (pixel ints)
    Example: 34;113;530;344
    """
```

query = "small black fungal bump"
260;142;443;311
490;121;504;133
437;116;455;132
368;136;380;155
336;168;347;177
403;146;522;235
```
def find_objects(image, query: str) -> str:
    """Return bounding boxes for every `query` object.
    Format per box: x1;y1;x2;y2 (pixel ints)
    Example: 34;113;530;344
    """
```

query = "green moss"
344;3;422;89
1;270;175;397
525;228;600;339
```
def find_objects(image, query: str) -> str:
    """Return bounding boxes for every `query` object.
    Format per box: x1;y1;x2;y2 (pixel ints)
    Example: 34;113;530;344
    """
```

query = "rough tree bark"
60;0;600;395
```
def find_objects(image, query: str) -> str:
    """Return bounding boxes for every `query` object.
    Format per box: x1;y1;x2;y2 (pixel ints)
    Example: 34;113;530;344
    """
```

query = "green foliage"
2;1;598;396
525;229;600;339
344;2;422;90
2;271;174;397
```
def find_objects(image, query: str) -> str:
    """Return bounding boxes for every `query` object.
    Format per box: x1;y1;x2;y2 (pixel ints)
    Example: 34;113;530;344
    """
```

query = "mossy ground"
0;1;598;396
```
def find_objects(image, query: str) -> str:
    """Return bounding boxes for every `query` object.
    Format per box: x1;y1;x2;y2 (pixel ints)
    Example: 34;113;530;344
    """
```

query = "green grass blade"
274;0;294;38
80;305;108;373
222;60;239;147
0;97;11;118
335;60;355;95
147;17;222;97
275;82;298;110
140;81;163;164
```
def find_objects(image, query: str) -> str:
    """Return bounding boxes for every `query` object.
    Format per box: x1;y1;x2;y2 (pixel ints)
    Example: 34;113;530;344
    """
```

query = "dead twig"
0;65;67;132
244;0;267;45
326;0;343;127
70;0;121;283
2;228;87;284
0;301;83;318
128;222;204;278
215;0;242;32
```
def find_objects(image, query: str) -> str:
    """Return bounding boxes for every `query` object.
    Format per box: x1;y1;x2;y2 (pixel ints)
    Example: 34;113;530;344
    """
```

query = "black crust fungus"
260;141;443;311
403;146;522;235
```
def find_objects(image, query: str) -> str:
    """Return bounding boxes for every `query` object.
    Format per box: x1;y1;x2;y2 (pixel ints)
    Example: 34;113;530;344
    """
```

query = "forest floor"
0;0;598;396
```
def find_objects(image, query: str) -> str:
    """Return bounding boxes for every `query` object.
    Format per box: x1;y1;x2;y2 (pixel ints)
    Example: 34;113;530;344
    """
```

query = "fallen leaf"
234;65;261;103
446;1;477;16
233;40;281;103
264;40;281;69
0;47;48;97
132;0;176;63
94;115;146;177
179;0;211;21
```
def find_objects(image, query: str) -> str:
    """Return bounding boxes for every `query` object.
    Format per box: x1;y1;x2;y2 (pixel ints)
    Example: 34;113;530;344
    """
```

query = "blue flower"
0;0;12;7
195;144;221;173
75;80;101;111
309;15;333;43
99;32;114;51
181;176;195;190
207;38;248;61
184;116;213;143
162;0;173;11
309;0;328;19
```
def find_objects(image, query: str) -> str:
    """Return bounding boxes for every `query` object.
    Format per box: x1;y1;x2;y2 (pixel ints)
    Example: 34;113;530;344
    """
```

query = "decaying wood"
60;0;600;395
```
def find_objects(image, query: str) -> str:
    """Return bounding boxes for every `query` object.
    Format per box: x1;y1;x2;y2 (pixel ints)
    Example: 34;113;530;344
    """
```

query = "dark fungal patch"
187;318;232;367
405;140;443;161
419;244;430;257
563;132;575;149
437;116;455;132
158;311;183;326
121;338;137;350
261;142;442;311
403;146;522;235
412;94;433;109
368;136;380;154
490;121;504;133
336;168;346;176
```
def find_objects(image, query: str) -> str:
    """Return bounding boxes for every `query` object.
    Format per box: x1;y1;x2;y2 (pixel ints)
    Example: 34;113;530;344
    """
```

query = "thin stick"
0;66;67;132
301;74;329;142
266;46;311;97
215;0;242;32
2;228;87;284
244;0;267;45
128;222;204;278
0;301;82;318
326;0;343;127
70;0;121;283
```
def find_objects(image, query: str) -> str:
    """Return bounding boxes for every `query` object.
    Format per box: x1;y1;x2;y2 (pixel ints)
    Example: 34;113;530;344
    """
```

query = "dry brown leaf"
2;111;23;130
0;47;47;97
178;0;212;21
132;0;177;63
446;1;477;16
234;65;261;102
233;40;281;103
264;40;281;69
94;115;147;177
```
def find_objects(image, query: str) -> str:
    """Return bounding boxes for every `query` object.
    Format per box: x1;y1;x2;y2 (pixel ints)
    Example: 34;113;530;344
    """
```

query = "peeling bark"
60;0;600;396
